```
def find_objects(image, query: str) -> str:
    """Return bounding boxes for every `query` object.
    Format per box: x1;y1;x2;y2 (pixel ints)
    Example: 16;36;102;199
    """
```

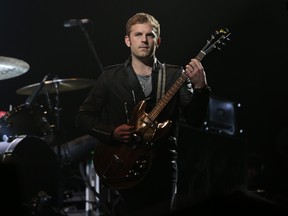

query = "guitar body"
93;138;153;189
93;100;171;189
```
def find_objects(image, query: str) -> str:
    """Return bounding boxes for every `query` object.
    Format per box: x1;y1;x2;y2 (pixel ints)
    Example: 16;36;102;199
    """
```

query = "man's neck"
131;56;154;76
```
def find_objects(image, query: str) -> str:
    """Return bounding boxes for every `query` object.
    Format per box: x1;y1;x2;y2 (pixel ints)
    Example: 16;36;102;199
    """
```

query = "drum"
0;104;53;140
0;136;59;207
0;110;6;118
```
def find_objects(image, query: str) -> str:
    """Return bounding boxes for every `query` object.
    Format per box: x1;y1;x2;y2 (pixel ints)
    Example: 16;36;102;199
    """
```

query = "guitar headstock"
197;28;231;61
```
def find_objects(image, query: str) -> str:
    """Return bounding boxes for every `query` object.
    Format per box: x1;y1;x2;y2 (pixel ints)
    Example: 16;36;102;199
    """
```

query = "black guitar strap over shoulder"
156;63;166;102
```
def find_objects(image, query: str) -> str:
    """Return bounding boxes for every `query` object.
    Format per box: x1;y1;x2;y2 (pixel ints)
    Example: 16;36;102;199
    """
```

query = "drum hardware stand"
25;73;67;212
24;73;56;145
25;73;52;106
24;73;54;143
51;77;64;159
44;85;53;116
49;76;81;214
79;154;116;216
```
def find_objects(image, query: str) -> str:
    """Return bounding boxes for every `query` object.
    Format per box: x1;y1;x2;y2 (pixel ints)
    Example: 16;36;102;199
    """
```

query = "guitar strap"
156;63;166;102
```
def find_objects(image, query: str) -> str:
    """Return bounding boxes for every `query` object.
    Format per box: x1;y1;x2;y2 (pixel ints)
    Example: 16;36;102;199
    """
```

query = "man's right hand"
113;124;136;143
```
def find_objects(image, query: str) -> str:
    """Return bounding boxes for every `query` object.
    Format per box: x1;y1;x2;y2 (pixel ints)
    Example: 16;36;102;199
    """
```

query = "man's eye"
147;33;155;38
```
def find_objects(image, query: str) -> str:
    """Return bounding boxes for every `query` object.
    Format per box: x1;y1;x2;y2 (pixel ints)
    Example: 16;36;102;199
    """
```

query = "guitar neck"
148;51;205;121
148;28;230;121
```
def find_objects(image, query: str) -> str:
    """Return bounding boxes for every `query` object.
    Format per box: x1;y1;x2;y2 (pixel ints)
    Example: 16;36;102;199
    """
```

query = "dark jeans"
113;155;178;216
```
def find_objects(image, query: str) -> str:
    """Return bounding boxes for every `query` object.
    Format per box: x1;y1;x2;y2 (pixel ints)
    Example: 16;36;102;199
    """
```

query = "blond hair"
126;13;160;37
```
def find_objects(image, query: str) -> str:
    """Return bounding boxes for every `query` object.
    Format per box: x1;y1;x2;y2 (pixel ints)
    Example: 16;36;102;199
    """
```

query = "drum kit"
0;56;95;141
0;56;97;139
0;56;96;212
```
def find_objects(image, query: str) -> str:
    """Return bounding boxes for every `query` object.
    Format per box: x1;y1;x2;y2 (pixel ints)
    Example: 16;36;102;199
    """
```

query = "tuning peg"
219;28;230;34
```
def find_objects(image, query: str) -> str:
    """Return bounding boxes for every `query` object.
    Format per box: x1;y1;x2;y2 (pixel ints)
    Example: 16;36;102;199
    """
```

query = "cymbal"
16;78;95;95
0;56;30;80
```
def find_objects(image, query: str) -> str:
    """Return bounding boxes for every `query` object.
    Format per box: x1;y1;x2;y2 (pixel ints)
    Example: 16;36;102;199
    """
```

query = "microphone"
63;18;90;27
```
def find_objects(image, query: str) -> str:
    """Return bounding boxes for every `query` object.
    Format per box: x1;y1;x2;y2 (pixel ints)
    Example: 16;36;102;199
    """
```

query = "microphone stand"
74;23;110;215
78;21;104;75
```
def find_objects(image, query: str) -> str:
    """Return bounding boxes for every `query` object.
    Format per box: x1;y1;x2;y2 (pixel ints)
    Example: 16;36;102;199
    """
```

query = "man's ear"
125;35;131;47
157;37;161;47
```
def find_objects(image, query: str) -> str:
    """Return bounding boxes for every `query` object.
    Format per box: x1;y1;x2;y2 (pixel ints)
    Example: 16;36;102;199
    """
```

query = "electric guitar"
93;28;231;189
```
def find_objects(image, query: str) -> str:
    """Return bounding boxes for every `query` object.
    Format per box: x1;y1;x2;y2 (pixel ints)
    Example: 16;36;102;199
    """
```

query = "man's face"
125;23;159;59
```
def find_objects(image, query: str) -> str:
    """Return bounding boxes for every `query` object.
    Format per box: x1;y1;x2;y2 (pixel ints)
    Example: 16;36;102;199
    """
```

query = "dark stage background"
1;0;288;213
